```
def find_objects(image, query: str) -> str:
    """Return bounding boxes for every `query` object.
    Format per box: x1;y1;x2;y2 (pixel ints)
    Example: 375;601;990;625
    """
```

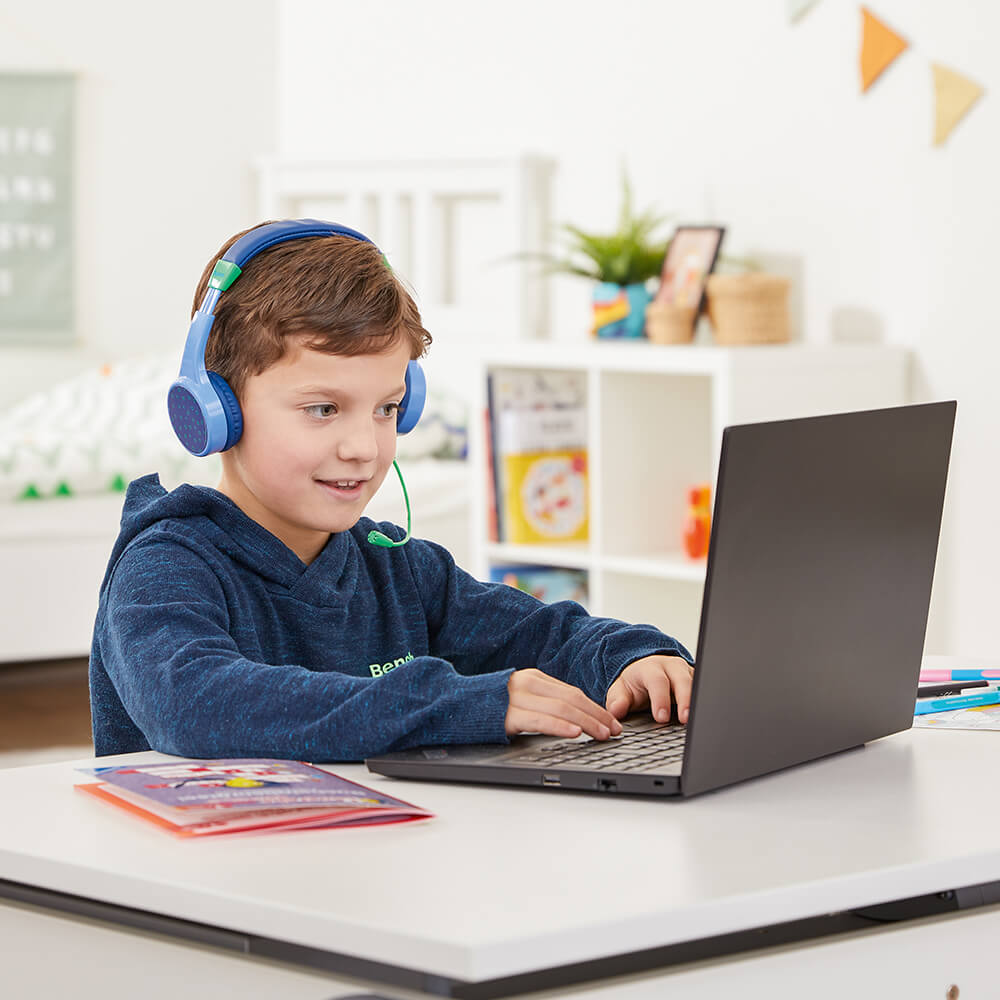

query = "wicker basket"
645;301;698;344
705;273;790;345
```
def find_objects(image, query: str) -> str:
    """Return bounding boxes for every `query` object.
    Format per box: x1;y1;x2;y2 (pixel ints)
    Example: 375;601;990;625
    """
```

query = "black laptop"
367;401;956;798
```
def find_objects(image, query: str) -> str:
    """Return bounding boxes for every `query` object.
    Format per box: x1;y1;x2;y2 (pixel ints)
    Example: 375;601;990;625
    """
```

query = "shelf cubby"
471;340;909;647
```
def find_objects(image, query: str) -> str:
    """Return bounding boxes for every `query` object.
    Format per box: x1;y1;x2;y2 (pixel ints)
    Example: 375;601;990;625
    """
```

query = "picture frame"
654;225;726;311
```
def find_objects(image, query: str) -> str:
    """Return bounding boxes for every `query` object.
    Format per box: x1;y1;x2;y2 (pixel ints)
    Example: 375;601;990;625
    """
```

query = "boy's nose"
336;418;379;463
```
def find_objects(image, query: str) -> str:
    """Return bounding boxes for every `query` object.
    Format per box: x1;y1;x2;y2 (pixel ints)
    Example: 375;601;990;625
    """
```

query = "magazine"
75;759;432;837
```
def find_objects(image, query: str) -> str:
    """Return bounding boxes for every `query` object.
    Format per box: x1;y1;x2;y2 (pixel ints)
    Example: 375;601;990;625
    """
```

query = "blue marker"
914;689;1000;716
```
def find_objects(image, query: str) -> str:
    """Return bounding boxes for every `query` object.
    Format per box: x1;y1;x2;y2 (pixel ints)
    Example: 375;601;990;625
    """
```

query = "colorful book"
484;375;502;542
489;369;589;545
75;759;432;837
490;564;589;607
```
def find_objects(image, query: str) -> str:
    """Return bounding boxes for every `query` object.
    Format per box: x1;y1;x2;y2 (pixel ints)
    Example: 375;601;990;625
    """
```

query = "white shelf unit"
470;341;910;652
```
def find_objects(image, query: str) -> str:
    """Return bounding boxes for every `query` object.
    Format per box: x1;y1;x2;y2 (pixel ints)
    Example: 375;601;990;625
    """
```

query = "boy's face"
216;336;413;564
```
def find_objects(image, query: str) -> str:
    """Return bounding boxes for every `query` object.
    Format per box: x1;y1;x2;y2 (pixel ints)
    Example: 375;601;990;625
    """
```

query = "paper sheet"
913;703;1000;731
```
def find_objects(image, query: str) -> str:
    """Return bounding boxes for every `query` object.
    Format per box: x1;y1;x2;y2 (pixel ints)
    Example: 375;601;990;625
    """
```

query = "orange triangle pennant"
932;63;985;146
859;7;908;92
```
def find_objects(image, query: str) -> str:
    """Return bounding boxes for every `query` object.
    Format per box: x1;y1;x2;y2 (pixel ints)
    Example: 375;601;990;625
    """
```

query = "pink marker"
919;669;1000;683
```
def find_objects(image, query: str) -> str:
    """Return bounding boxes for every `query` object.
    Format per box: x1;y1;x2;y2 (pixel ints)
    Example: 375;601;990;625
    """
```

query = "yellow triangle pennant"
859;7;908;93
932;63;984;146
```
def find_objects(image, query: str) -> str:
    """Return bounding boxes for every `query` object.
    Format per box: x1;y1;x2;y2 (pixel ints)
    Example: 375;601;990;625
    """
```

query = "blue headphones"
168;219;427;457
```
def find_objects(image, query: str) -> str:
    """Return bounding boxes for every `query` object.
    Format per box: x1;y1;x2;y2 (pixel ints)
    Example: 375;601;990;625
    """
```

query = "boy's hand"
505;668;624;740
605;656;695;724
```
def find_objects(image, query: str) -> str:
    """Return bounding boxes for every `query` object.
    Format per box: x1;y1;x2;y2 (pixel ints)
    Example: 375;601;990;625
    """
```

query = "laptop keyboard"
507;718;687;773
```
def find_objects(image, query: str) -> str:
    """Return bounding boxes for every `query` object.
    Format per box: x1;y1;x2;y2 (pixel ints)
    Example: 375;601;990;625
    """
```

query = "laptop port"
597;778;617;792
541;774;561;786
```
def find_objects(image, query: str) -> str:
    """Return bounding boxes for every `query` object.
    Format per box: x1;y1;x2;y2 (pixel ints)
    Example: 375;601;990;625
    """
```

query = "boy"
89;221;693;760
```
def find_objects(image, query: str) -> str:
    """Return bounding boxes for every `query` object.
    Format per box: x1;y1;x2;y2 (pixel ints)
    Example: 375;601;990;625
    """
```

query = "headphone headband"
224;220;374;269
168;219;426;456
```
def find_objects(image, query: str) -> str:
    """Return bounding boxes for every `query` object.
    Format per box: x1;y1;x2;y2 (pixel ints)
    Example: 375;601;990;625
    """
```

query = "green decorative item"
540;171;671;339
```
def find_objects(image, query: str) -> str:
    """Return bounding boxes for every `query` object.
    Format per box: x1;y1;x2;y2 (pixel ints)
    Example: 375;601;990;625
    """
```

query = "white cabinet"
470;341;909;650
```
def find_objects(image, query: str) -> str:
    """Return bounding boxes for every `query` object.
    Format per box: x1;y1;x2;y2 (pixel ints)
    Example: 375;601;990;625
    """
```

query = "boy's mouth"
316;478;367;498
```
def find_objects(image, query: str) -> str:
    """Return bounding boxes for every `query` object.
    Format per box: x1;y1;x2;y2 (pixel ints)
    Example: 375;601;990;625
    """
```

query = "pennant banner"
932;63;984;146
859;7;908;92
788;0;820;24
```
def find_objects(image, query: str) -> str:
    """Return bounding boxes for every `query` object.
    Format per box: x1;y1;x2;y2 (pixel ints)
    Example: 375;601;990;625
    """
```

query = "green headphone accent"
367;460;412;548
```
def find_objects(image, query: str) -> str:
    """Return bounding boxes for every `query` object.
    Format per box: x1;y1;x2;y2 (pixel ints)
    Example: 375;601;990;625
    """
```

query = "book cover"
75;759;433;836
484;374;502;542
490;564;589;606
501;446;588;544
489;370;589;545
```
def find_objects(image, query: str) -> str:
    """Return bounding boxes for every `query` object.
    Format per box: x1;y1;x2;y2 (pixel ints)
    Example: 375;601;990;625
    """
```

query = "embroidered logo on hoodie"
369;651;415;677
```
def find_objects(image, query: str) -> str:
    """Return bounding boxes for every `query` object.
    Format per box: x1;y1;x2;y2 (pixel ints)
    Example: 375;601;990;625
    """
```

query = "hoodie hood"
100;473;352;597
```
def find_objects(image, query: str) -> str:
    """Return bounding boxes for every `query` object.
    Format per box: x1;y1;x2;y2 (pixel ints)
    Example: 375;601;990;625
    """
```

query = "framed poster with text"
0;73;75;344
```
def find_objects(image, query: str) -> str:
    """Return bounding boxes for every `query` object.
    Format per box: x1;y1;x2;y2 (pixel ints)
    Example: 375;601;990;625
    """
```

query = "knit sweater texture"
89;474;692;761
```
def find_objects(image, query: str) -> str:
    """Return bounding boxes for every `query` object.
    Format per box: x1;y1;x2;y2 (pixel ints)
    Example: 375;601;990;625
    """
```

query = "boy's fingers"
607;695;631;719
667;661;695;722
517;671;622;734
644;671;675;724
538;696;614;741
505;708;581;739
512;692;616;740
605;679;635;719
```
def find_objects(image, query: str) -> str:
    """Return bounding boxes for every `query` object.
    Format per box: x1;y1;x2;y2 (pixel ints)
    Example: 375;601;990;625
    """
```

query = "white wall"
0;1;277;400
277;0;1000;657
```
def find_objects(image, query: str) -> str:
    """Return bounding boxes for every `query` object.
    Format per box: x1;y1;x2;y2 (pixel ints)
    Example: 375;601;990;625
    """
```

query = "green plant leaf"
541;170;673;284
510;170;675;284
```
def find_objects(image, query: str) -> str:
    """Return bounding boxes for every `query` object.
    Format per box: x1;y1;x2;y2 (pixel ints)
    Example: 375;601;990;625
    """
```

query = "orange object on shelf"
683;484;712;559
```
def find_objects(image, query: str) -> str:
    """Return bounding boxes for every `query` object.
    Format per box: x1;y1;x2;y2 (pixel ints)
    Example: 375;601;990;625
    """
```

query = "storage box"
706;273;791;345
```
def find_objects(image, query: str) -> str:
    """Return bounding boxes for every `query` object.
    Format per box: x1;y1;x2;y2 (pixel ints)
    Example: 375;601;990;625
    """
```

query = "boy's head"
193;222;431;401
193;222;432;564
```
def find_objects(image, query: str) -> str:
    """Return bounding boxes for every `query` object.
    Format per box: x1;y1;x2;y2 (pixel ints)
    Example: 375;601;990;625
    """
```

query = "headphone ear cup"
396;361;426;435
168;381;213;457
206;372;244;451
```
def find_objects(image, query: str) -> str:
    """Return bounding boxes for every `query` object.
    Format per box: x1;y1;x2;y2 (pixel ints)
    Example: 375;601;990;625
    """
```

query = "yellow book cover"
502;448;589;544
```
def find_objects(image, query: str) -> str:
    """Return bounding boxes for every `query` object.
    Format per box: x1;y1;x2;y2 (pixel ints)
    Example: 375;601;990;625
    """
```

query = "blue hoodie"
89;474;692;761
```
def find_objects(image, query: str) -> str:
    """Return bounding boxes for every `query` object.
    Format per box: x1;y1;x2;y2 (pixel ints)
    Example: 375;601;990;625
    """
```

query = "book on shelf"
490;563;589;607
75;758;433;837
487;369;588;545
484;376;501;543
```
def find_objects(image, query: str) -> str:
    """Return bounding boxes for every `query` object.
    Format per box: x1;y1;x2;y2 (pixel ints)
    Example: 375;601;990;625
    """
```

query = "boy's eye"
304;403;337;419
377;402;401;418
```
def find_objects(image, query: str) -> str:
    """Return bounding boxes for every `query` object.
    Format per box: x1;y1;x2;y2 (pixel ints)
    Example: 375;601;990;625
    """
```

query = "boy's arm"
410;539;693;706
99;542;512;761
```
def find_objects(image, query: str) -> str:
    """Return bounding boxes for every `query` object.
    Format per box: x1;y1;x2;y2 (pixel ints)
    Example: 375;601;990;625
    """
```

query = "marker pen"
919;669;1000;683
913;689;1000;716
917;680;993;698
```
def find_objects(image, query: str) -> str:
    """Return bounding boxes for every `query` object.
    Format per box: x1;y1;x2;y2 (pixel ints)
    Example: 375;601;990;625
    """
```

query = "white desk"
2;724;1000;998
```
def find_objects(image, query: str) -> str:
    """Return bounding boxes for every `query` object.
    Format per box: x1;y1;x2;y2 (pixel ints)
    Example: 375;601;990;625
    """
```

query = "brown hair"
193;222;431;400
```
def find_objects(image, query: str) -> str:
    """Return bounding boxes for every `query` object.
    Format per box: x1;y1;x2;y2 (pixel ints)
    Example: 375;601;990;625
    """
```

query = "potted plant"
543;173;671;339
